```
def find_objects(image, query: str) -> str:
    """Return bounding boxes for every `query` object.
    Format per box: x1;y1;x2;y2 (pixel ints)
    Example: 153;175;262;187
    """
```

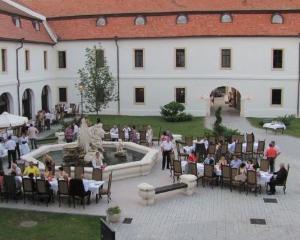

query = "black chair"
246;170;261;196
58;179;71;207
97;172;112;203
22;177;36;204
276;164;290;194
220;165;231;188
173;160;182;183
3;175;20;203
202;164;217;188
36;179;53;206
189;163;202;186
69;179;91;208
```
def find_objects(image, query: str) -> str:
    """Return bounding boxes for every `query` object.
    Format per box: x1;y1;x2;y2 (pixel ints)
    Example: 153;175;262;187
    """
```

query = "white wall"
1;37;299;118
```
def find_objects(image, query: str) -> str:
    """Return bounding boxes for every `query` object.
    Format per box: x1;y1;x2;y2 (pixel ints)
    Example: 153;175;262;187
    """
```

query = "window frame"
220;48;232;69
134;87;145;105
272;48;284;70
176;14;188;25
133;49;145;69
58;87;68;103
175;87;186;104
96;17;107;27
12;16;22;28
1;48;7;73
58;50;67;69
43;50;48;70
134;16;146;25
25;49;30;71
220;13;233;23
270;88;283;106
271;13;284;24
175;48;186;68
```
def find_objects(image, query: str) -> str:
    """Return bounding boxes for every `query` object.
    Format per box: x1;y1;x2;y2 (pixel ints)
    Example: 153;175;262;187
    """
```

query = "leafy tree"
213;106;224;136
77;46;116;116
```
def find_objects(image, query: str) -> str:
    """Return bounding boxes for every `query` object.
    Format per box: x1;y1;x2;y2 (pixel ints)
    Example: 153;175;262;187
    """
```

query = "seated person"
40;173;54;202
268;163;288;195
43;154;55;172
234;163;247;182
81;174;91;204
110;125;119;141
45;166;54;180
230;156;242;168
204;154;215;165
11;163;22;176
217;155;228;167
11;171;22;190
188;150;198;163
23;161;40;177
57;166;69;179
92;151;104;169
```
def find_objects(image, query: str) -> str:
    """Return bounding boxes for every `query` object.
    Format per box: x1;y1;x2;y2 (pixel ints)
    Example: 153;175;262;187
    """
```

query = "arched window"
96;17;107;26
221;13;233;23
176;14;188;24
272;14;284;24
135;16;146;25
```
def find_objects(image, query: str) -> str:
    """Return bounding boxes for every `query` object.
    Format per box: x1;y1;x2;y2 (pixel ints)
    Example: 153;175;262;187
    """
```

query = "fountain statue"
115;139;126;158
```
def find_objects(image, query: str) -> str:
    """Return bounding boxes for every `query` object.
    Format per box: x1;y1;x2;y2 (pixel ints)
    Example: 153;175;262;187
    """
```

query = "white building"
0;0;300;118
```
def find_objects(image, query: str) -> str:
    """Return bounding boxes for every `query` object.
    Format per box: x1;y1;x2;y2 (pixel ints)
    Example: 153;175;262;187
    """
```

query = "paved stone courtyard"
1;116;300;240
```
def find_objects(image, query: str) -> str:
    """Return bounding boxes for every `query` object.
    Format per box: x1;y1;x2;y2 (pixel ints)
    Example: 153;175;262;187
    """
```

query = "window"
96;49;105;68
43;51;47;70
58;51;66;68
25;50;30;71
58;88;67;102
32;21;40;31
12;16;21;28
221;49;231;69
175;88;186;104
272;14;284;24
273;49;283;69
176;48;185;68
221;13;233;23
96;17;107;26
1;49;7;72
271;89;282;105
135;88;145;104
135;16;146;25
134;49;144;68
176;14;188;24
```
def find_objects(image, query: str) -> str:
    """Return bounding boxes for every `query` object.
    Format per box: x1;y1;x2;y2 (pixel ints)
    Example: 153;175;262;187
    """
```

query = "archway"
22;89;35;119
0;92;13;114
209;86;241;116
41;85;51;111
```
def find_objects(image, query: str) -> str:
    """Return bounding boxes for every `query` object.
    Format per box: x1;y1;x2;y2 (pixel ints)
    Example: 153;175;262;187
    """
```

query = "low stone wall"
21;142;159;181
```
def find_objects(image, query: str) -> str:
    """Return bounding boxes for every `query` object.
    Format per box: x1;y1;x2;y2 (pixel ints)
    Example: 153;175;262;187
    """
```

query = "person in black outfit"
268;163;288;195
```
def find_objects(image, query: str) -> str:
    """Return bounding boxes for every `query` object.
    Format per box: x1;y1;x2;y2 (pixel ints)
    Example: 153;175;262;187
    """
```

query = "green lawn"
0;208;100;240
88;115;209;137
247;117;300;138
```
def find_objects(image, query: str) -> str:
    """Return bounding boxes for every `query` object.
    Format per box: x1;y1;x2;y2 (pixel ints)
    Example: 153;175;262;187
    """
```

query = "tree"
77;46;116;116
213;106;224;136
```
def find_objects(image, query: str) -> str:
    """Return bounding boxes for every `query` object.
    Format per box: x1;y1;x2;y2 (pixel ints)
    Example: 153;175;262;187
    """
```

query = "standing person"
45;110;51;130
28;124;39;149
160;138;173;170
92;151;104;169
5;135;16;169
73;122;79;141
0;139;6;171
19;133;30;156
265;143;278;173
130;126;138;144
122;125;131;141
65;126;74;143
110;125;119;141
146;125;153;147
11;134;20;160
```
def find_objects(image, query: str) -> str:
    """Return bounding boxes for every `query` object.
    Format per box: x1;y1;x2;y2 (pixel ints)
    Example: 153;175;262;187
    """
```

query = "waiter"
160;137;173;170
5;135;16;169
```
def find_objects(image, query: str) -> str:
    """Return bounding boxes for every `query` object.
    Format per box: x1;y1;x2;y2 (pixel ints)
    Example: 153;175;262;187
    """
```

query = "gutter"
298;42;300;117
16;38;24;115
114;36;120;115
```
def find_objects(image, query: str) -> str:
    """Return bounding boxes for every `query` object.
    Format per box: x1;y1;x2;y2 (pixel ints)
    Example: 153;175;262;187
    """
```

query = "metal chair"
220;165;231;188
246;170;261;196
189;162;202;186
22;177;36;204
58;179;71;207
74;166;84;179
260;159;269;172
97;172;112;203
202;164;217;188
36;179;52;206
92;168;103;181
173;160;182;183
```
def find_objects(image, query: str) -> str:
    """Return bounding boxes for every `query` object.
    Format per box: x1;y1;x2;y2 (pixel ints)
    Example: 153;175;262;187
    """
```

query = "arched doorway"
22;89;35;119
209;86;241;116
0;92;13;114
41;85;51;111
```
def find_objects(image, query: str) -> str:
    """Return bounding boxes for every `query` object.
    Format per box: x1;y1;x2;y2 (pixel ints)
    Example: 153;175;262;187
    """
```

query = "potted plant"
106;206;121;223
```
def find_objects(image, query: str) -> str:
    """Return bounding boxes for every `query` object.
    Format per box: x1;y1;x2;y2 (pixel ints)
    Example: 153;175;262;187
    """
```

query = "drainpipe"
114;36;120;115
297;43;300;117
16;38;24;115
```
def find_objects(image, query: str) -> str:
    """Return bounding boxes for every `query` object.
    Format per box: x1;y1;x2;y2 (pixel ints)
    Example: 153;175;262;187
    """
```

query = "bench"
155;183;187;194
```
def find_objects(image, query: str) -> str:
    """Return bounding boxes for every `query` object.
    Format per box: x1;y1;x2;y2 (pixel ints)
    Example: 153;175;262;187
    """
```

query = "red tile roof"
48;13;300;40
15;0;300;18
0;13;54;44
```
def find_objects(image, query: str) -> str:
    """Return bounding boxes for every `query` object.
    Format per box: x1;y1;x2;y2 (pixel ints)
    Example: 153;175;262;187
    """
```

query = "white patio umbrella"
0;112;28;128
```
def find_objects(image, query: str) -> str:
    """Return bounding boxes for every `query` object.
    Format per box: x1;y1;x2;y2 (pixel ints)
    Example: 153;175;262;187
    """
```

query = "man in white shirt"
45;111;51;130
73;123;79;141
5;135;16;169
0;139;6;171
110;125;119;141
28;124;39;149
160;139;173;170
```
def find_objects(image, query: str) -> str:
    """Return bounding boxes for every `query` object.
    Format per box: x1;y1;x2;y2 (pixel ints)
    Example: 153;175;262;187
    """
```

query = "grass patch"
0;208;100;240
88;115;208;137
248;117;300;138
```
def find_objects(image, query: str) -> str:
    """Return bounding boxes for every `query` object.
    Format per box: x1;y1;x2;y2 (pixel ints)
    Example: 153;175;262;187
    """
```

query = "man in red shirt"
265;143;278;173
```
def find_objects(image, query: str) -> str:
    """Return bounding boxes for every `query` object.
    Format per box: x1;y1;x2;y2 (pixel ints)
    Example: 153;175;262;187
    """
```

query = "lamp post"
79;83;85;117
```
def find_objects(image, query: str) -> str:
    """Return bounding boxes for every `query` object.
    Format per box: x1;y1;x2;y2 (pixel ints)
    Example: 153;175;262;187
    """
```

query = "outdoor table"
258;171;273;185
181;161;222;176
263;122;286;134
50;179;105;194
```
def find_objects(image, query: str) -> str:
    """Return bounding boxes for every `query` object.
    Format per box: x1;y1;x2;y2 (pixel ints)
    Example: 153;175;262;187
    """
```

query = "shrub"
274;114;295;127
106;206;121;215
160;101;192;122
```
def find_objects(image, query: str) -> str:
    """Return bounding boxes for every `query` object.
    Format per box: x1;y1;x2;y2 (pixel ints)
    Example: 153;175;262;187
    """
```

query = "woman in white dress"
78;117;92;153
19;133;30;155
146;125;153;146
92;151;104;169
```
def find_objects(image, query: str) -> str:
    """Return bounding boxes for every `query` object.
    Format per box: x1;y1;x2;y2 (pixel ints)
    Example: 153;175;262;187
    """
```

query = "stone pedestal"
138;183;155;206
55;132;65;144
180;174;197;196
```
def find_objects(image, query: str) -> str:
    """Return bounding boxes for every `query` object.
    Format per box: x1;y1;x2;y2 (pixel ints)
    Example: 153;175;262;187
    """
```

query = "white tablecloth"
263;122;286;130
181;161;222;176
258;171;273;185
50;179;105;194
